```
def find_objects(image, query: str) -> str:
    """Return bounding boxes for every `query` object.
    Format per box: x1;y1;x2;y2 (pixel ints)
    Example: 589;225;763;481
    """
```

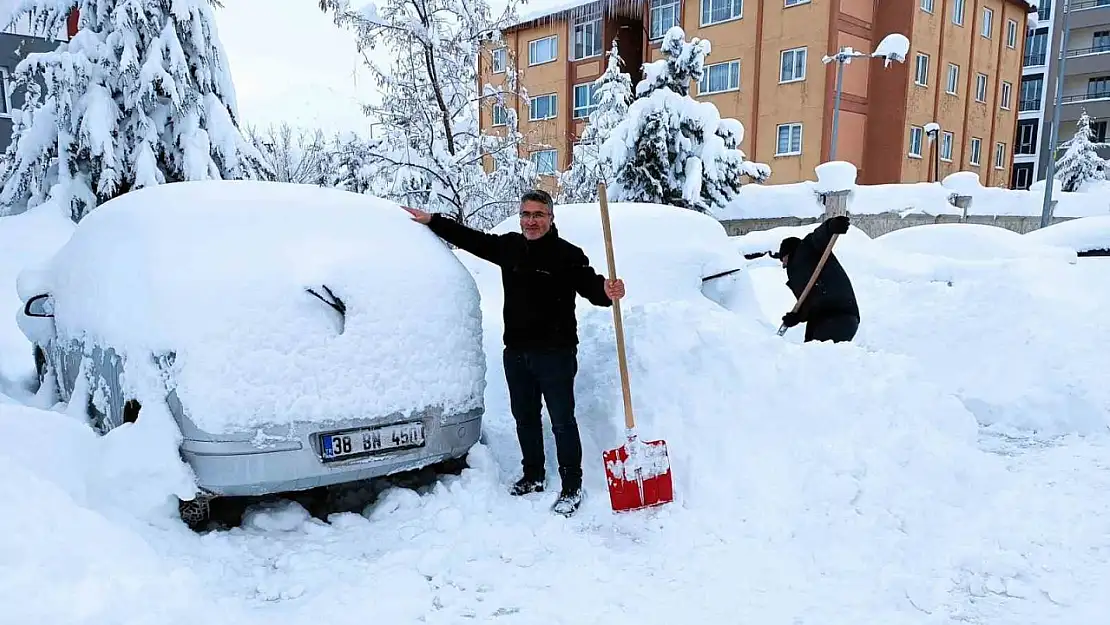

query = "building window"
776;123;802;156
529;94;558;121
492;104;508;126
976;73;988;102
995;142;1007;169
573;83;599;119
981;7;993;38
491;48;506;73
650;0;681;40
1020;74;1043;111
921;0;934;13
1006;19;1018;49
1024;28;1048;66
1012;163;1034;190
946;63;960;94
1094;31;1110;53
941;131;954;161
780;47;807;83
970;137;982;166
1016;120;1038;155
915;54;929;86
0;69;10;116
528;36;558;65
909;126;924;158
572;11;602;60
701;0;742;26
700;59;741;94
1093;120;1108;143
530;149;558;175
1088;76;1110;100
952;0;965;26
1037;0;1051;22
1001;81;1012;109
784;0;809;6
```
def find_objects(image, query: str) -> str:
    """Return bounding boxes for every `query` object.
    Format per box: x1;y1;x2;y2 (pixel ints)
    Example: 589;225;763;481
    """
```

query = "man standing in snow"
774;215;859;343
404;190;625;516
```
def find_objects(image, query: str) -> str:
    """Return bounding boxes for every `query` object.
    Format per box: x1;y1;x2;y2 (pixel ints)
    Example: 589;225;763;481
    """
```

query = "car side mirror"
24;294;54;318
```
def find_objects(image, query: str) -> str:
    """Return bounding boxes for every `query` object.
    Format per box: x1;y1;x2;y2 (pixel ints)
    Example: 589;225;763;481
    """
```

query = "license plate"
320;421;426;461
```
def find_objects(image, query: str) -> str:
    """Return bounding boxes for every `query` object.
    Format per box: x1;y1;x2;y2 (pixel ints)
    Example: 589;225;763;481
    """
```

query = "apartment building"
479;0;1032;188
1013;0;1110;189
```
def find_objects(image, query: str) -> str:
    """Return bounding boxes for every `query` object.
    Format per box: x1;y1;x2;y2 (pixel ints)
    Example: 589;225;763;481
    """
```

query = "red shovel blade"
602;438;674;512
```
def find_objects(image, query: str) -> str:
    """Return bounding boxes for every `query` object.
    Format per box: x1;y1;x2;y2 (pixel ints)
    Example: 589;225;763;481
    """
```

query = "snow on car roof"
37;180;485;434
1024;215;1110;254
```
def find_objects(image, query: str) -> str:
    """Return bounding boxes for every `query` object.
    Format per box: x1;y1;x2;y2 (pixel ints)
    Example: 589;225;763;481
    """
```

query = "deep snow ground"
2;247;1110;624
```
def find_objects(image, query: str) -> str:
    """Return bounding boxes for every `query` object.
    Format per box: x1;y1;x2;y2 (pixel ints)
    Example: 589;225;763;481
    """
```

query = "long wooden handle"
778;232;839;336
597;183;635;432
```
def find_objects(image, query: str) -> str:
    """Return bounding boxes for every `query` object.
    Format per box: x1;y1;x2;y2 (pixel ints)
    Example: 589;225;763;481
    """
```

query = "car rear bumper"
180;413;482;497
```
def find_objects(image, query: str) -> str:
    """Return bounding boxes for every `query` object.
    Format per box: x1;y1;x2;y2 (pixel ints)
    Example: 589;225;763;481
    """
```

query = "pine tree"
599;26;770;213
557;39;632;204
0;1;269;221
320;0;535;230
1054;110;1108;192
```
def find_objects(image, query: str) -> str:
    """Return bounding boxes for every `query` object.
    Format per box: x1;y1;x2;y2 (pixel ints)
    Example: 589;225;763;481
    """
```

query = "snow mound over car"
33;180;486;434
874;223;1076;263
1024;215;1110;254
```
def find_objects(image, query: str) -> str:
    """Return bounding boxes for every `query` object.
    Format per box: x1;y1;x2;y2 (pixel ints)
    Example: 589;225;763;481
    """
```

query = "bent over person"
774;215;860;343
404;190;625;517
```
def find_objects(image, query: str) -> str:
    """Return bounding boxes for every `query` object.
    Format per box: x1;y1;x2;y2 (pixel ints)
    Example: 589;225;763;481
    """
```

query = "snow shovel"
596;182;674;512
777;232;840;336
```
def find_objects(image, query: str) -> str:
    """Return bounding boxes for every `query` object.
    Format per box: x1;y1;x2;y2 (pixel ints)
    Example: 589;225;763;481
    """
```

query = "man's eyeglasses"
520;210;550;220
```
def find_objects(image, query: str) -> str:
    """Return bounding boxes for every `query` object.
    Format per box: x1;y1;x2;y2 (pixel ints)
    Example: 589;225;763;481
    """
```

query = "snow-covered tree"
319;0;536;229
247;123;330;185
557;39;632;204
1054;110;1108;192
599;27;770;213
483;48;537;214
322;132;380;193
0;1;269;221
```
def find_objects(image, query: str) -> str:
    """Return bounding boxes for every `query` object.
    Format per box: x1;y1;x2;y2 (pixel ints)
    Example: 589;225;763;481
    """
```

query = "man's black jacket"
785;219;859;322
427;214;611;349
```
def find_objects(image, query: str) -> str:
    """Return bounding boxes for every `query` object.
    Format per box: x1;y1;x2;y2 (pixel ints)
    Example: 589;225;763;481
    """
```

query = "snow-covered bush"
320;0;536;229
0;1;269;222
557;40;633;204
1054;111;1108;192
600;27;770;213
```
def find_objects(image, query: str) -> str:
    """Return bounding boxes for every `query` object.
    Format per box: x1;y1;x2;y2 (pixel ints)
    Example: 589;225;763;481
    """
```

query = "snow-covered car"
17;180;486;527
1024;215;1110;257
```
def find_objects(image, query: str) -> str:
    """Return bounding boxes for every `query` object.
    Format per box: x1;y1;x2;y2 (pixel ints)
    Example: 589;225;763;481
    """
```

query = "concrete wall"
721;211;1076;238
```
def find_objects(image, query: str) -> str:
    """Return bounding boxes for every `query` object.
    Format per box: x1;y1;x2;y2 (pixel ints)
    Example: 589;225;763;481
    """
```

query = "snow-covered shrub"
1054;110;1109;192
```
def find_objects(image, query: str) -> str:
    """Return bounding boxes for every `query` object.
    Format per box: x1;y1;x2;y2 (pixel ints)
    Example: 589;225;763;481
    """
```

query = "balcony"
1024;51;1047;66
1069;0;1110;28
1063;43;1110;75
1019;98;1043;112
1059;91;1110;121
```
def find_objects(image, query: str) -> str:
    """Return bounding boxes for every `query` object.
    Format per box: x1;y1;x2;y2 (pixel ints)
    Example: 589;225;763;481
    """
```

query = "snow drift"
27;180;486;434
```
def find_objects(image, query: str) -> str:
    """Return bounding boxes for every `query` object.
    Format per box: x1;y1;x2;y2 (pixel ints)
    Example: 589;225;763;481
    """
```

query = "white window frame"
528;93;558;121
1001;81;1012;109
530;149;558;175
952;0;965;26
650;0;681;40
780;47;807;83
981;7;993;39
775;123;803;156
970;137;982;166
946;63;960;95
491;48;506;73
994;142;1007;169
1007;19;1018;48
976;73;988;102
0;68;11;117
941;131;954;161
915;53;929;87
573;82;599;119
784;0;809;6
921;0;934;13
528;36;558;66
700;0;743;27
909;126;924;158
571;13;602;61
699;59;741;94
492;103;508;126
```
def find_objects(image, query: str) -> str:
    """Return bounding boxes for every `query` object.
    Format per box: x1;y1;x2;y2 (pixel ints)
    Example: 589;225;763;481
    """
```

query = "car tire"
178;494;213;531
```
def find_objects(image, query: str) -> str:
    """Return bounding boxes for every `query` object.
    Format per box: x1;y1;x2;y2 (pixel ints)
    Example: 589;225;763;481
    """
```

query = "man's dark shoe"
552;485;582;516
509;476;545;496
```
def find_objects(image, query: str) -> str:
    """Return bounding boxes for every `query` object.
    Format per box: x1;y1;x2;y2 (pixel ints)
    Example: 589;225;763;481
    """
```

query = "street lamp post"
1039;0;1074;228
823;33;909;162
925;122;941;182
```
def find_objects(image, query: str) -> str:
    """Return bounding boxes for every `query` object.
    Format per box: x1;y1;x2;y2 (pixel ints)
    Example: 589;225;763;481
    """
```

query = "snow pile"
0;202;74;394
813;160;857;193
871;33;910;66
33;180;486;434
873;223;1077;263
1024;215;1110;253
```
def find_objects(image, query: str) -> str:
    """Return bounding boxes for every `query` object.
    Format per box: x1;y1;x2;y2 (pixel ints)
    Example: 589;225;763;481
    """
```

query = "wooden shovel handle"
778;232;839;335
597;183;635;432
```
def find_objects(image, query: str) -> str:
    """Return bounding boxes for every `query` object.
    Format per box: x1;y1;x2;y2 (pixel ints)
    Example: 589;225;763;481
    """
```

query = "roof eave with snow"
505;0;644;31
